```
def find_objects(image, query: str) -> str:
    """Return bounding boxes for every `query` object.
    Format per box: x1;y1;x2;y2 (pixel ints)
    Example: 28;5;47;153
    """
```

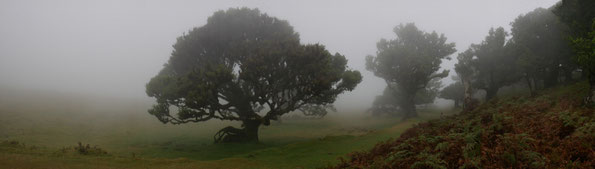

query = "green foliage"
366;23;456;118
553;0;595;38
461;122;482;163
575;120;595;137
559;110;594;138
554;0;595;105
434;142;449;152
511;7;573;89
454;50;475;82
570;21;595;76
553;1;595;74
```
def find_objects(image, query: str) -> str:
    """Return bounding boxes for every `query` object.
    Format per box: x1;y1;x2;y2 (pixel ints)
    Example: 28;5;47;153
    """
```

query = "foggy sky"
0;0;558;113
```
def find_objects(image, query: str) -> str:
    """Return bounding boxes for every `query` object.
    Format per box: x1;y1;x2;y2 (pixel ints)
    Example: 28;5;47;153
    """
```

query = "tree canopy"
146;8;362;143
366;23;455;119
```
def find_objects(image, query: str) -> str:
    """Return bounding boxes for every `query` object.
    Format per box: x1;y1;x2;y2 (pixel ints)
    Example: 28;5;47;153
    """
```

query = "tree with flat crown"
146;8;362;143
440;80;464;109
366;23;456;120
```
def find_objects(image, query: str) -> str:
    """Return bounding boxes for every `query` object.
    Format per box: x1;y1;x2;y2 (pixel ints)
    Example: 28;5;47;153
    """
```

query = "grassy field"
0;87;456;169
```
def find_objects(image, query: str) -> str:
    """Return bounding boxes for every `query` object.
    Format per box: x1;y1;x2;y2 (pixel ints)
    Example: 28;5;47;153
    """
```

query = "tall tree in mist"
554;0;595;105
455;49;477;111
366;23;456;120
463;27;520;100
146;8;362;143
571;22;595;105
511;7;573;94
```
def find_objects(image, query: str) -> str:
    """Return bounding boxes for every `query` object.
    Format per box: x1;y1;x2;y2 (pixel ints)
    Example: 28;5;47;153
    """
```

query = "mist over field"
0;0;558;113
2;0;593;168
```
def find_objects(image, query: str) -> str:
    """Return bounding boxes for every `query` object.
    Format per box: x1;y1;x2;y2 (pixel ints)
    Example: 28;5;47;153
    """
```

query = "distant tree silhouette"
440;81;464;108
366;23;455;120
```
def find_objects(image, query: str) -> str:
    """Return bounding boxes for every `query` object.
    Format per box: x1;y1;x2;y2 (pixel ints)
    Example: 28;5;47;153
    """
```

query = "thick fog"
0;0;558;113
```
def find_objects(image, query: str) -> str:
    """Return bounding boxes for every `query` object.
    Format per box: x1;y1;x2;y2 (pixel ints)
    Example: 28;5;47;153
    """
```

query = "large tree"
511;7;573;93
366;23;455;119
146;8;362;143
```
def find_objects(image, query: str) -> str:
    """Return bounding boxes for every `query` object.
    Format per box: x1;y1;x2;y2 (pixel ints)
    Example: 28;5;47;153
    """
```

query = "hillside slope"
332;82;594;169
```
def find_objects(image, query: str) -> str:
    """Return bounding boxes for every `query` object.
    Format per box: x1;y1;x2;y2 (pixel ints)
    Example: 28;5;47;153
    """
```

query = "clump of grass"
2;140;22;146
1;140;28;151
72;142;108;155
57;142;108;156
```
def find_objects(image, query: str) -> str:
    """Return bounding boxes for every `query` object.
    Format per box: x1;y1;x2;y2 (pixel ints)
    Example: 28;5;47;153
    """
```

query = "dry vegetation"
332;82;594;169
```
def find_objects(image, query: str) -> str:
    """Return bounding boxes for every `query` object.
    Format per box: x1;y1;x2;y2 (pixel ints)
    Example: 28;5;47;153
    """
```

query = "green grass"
0;88;457;168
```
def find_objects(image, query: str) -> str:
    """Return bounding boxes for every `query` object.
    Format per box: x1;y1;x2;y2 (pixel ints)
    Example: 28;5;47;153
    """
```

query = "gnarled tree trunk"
214;119;262;143
243;119;261;142
525;76;536;97
462;78;474;112
400;92;418;121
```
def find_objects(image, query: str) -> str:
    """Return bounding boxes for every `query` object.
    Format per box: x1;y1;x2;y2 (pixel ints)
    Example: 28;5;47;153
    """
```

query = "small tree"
440;81;464;108
146;8;362;143
368;87;400;117
366;23;456;119
369;79;441;117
